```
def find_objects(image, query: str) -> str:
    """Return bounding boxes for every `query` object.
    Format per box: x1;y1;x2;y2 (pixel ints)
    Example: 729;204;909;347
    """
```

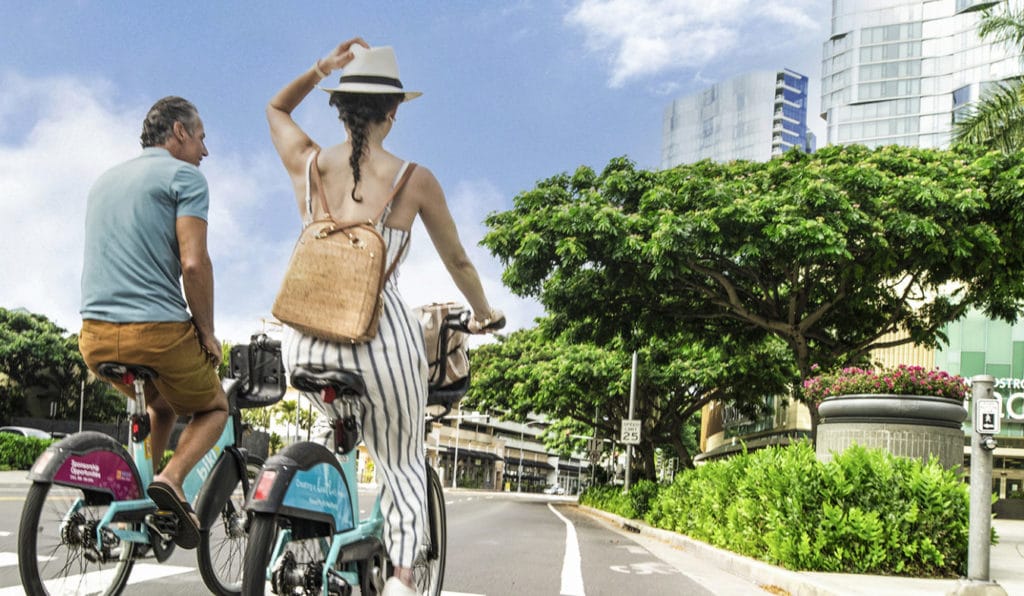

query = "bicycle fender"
246;442;355;534
26;431;142;500
193;445;246;527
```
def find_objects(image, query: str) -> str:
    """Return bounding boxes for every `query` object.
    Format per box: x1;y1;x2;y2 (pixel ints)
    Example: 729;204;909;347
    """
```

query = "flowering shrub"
801;364;968;403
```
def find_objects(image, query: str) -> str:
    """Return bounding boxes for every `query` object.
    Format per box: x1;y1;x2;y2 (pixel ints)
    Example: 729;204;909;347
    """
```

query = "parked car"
543;484;565;495
0;426;53;439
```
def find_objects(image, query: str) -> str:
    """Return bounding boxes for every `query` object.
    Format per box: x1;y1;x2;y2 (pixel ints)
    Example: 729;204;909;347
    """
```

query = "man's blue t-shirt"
80;147;209;322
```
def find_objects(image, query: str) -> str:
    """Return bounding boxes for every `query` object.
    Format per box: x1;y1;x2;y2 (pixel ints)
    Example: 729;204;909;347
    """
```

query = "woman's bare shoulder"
408;163;442;196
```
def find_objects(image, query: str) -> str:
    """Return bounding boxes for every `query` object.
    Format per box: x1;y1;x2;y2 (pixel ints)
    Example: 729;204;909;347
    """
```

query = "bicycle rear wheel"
197;454;264;596
415;465;447;596
241;513;334;596
18;481;138;596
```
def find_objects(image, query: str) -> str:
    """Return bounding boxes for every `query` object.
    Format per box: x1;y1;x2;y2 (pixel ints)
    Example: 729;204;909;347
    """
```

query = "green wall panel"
988;321;1013;363
1014;342;1024;379
987;364;1011;378
961;351;987;377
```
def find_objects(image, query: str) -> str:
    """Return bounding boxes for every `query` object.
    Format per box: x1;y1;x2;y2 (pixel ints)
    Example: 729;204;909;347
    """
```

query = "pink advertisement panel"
52;451;139;500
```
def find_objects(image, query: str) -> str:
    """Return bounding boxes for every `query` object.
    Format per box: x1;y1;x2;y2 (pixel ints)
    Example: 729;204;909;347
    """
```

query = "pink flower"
800;364;967;403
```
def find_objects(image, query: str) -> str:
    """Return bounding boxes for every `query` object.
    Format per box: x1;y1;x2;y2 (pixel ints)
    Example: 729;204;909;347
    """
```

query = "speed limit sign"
620;419;641;445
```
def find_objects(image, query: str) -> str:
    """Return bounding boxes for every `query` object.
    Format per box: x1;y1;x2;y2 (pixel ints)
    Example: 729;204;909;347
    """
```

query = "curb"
575;505;1014;596
576;504;842;596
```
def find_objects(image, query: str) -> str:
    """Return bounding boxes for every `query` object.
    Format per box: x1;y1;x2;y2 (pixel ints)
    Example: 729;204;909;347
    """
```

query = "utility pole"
79;379;86;433
625;351;638;491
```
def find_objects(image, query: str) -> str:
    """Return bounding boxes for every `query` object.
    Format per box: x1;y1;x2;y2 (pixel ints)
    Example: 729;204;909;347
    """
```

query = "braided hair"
329;92;404;202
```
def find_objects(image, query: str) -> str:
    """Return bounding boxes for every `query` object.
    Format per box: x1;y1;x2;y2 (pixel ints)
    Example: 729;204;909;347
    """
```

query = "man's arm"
177;215;220;364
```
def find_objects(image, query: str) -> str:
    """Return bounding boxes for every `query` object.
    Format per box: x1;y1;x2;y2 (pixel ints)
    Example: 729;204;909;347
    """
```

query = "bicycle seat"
290;367;366;400
96;362;158;384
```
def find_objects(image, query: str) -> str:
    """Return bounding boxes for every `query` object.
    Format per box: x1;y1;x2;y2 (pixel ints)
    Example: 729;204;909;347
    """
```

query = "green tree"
0;308;121;424
271;398;318;441
482;146;1024;420
954;1;1024;151
467;324;794;473
242;405;273;431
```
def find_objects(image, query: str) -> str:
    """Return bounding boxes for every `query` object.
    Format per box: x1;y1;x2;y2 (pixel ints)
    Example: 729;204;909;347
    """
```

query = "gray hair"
140;96;199;148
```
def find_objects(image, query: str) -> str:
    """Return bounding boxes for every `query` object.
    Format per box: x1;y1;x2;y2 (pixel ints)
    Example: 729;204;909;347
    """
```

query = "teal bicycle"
17;334;286;596
241;310;500;595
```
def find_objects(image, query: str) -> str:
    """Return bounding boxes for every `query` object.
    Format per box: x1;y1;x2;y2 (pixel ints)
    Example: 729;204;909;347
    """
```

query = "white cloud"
0;72;541;347
0;73;140;333
566;0;824;88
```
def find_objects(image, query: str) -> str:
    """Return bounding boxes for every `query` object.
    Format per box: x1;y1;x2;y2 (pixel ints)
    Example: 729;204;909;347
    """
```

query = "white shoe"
382;577;418;596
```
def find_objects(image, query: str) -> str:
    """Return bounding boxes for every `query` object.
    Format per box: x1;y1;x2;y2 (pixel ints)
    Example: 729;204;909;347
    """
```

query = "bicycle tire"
18;481;138;596
415;465;447;596
242;512;338;595
240;512;276;596
197;453;264;596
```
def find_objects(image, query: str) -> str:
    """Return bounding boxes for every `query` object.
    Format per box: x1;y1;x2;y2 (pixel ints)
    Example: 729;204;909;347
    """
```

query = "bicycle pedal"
145;511;178;541
326;569;352;596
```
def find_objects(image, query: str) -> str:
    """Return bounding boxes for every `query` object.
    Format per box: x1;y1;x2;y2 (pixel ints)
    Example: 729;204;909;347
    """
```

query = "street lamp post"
453;420;461;489
451;412;489;490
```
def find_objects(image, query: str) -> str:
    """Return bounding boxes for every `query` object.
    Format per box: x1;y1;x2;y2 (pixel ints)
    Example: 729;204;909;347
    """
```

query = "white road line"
0;563;192;595
0;552;15;568
0;532;10;537
548;503;586;596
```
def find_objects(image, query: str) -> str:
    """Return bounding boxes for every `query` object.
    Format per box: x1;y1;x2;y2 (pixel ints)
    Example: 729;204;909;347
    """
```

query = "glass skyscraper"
661;69;814;168
822;0;1022;148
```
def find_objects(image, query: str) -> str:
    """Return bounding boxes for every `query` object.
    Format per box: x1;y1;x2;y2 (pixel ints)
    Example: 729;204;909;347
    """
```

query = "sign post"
968;375;1002;589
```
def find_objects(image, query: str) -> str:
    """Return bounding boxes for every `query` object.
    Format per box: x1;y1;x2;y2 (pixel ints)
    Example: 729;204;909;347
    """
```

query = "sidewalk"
578;504;1024;596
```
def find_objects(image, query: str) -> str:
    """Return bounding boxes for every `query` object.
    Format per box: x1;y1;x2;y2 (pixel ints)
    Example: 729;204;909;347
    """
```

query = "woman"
267;38;503;596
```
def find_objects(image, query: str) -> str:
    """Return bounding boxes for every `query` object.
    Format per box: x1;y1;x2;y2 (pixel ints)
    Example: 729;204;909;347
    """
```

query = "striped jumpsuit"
283;161;429;569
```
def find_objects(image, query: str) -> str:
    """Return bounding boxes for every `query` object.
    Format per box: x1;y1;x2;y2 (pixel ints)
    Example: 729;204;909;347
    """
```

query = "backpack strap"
380;163;417;282
372;162;416;225
304;149;333;223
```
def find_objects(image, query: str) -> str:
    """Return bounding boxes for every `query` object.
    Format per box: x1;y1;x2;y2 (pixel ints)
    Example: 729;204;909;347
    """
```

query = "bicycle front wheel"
18;481;138;596
197;454;264;596
415;465;447;596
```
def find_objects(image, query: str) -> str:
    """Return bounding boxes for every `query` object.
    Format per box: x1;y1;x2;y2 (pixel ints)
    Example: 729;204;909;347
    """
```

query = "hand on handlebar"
467;309;506;334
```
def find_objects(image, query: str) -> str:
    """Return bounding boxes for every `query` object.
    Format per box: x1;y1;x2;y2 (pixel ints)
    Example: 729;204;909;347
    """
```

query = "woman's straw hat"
320;45;422;101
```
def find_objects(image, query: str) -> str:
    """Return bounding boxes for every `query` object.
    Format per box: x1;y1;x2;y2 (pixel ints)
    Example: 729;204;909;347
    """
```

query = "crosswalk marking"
0;553;15;568
0;562;191;595
0;550;484;595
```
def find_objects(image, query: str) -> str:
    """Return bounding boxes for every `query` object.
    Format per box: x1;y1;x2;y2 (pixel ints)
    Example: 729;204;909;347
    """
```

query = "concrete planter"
815;394;967;469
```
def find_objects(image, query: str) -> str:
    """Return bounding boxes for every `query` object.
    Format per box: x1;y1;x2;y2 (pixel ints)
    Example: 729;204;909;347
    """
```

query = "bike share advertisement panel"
29;432;142;500
282;462;354;532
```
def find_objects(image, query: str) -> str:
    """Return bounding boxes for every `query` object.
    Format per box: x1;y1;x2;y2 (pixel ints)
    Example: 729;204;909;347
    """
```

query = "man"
79;96;226;550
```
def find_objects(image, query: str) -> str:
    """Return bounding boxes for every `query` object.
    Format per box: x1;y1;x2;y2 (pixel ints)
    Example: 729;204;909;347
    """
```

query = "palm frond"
952;78;1024;153
979;3;1024;49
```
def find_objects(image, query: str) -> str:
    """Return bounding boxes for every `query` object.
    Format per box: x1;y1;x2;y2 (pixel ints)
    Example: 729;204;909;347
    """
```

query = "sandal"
147;480;201;549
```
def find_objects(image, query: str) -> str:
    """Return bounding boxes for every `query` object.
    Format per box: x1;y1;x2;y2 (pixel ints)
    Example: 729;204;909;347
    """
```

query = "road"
0;481;761;595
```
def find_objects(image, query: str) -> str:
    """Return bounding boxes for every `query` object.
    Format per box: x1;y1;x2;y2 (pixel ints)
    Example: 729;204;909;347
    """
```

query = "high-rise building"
821;0;1022;148
661;69;814;168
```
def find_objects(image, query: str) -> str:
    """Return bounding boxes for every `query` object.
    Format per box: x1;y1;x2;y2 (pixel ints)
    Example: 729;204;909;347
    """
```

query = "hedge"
581;442;974;577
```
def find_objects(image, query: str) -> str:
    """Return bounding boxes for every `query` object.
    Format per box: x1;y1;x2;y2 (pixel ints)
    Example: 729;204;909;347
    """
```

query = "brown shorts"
79;320;221;416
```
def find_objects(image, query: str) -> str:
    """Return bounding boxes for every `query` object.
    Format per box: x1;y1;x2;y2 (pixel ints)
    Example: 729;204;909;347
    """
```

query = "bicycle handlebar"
253;334;281;351
443;310;507;335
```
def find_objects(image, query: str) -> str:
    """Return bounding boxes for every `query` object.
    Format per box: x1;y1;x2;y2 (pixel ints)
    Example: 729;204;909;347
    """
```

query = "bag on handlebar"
272;150;417;344
414;302;470;389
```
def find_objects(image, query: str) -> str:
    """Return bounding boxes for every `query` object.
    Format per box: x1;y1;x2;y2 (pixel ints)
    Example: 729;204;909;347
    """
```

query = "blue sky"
0;0;828;343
